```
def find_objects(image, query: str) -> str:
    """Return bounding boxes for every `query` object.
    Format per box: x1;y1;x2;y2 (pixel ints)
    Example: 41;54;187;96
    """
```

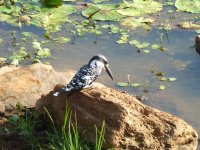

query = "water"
51;28;200;135
0;23;200;143
52;28;200;136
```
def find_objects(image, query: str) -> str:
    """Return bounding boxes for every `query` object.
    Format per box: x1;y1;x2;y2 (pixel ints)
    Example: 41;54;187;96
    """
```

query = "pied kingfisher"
53;54;114;96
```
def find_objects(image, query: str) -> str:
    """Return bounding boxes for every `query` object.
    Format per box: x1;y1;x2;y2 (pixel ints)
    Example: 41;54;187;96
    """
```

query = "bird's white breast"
89;60;104;74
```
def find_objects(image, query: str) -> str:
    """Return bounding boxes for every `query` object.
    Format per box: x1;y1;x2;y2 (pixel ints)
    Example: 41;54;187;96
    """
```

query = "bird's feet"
135;95;147;101
53;92;59;96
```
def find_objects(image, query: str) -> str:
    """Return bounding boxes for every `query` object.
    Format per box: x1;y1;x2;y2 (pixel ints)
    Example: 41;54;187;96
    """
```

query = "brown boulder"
36;85;198;150
196;35;200;55
0;63;198;149
0;63;73;113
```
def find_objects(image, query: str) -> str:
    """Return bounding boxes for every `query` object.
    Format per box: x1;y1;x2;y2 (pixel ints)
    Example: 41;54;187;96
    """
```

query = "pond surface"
0;13;200;150
52;27;200;135
1;22;200;137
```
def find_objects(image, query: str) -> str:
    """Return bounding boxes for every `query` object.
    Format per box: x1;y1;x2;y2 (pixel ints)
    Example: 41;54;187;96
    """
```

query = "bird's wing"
66;65;99;91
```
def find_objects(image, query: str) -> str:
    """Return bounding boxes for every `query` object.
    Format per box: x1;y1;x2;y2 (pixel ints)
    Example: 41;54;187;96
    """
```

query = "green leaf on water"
165;2;174;6
92;0;110;3
175;0;200;13
9;47;29;65
63;0;77;1
117;0;162;17
129;40;149;49
31;4;77;32
143;50;150;53
0;38;3;44
55;37;71;43
151;44;160;49
160;77;167;81
120;17;153;30
21;32;32;37
33;41;42;50
168;77;177;81
159;85;166;90
42;0;62;6
82;4;124;21
117;82;129;87
116;34;129;44
110;24;120;33
151;44;165;51
101;24;110;29
36;48;51;59
131;83;141;88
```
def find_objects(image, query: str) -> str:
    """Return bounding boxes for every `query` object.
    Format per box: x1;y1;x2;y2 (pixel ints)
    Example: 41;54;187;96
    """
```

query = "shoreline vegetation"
2;102;107;150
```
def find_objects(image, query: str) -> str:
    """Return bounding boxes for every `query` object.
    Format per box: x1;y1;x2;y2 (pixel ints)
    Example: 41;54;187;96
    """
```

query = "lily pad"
42;0;62;6
36;48;51;59
116;34;129;44
175;0;200;13
159;85;166;90
160;77;167;81
0;38;2;44
31;4;76;32
21;32;32;37
131;83;141;88
165;1;174;6
33;41;42;50
151;44;164;51
168;77;177;81
9;47;28;64
92;0;110;3
120;17;153;30
55;37;71;43
117;82;129;87
143;50;150;53
82;4;124;21
110;24;120;33
63;0;77;1
129;40;149;49
117;0;162;17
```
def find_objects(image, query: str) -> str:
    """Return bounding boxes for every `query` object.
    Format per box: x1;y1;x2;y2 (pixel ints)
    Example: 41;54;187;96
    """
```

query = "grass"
7;102;108;150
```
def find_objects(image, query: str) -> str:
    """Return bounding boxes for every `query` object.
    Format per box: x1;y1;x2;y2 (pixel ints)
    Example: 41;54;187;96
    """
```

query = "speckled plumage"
53;54;113;96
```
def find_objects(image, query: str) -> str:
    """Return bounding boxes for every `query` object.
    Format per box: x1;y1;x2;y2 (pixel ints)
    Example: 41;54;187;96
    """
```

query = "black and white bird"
53;54;114;96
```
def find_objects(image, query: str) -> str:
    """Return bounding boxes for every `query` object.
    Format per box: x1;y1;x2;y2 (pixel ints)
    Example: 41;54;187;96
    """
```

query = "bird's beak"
105;64;115;82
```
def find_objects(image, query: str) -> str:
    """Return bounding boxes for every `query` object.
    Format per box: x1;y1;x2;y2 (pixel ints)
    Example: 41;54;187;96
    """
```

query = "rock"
195;35;200;55
0;63;74;113
36;85;198;150
0;63;198;149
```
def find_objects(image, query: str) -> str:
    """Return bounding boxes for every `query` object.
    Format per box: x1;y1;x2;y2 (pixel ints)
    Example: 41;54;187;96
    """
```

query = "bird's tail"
53;87;69;96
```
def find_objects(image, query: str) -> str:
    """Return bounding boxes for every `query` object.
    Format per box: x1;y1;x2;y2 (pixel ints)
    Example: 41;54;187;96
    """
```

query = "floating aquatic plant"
117;82;129;87
129;40;149;49
82;4;124;21
42;0;62;6
117;0;162;17
175;0;200;13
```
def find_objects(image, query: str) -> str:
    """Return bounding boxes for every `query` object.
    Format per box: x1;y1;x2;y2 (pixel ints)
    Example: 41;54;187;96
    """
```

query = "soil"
0;115;30;150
